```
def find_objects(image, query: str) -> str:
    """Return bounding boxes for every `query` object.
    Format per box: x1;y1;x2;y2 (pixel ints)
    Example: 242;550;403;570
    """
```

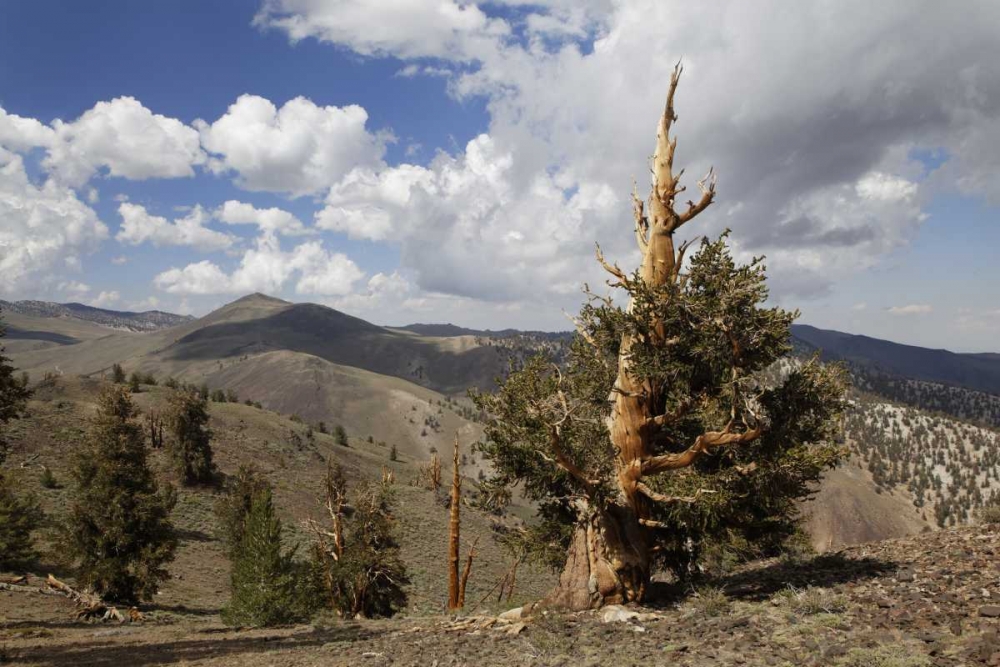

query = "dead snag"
447;435;462;610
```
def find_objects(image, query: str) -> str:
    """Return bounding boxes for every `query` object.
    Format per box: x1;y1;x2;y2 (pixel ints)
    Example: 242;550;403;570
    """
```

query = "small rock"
981;605;1000;618
876;597;895;608
897;569;916;582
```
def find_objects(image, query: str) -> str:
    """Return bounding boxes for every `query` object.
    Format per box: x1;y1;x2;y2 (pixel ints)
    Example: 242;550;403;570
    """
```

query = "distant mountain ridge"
396;322;570;342
792;324;1000;396
5;292;1000;551
0;299;193;332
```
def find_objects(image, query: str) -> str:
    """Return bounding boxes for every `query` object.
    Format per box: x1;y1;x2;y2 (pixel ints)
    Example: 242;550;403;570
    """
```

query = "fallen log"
46;574;141;623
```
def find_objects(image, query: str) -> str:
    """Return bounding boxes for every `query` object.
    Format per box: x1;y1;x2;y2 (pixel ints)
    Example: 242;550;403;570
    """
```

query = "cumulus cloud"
0;149;108;291
116;203;233;251
0;107;55;152
58;281;91;297
154;233;363;296
43;97;205;187
254;0;509;60
216;200;312;236
317;134;618;301
888;304;933;315
266;0;1000;313
89;290;121;308
154;260;231;295
195;95;388;196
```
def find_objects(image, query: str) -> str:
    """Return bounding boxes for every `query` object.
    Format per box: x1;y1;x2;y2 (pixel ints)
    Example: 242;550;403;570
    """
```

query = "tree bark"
552;64;716;610
545;503;650;609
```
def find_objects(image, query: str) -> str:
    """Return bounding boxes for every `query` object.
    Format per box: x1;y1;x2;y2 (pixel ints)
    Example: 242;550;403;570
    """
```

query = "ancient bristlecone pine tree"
475;65;847;609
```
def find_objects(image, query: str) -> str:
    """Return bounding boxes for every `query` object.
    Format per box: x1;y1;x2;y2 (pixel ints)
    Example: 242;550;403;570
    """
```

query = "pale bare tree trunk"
447;435;462;610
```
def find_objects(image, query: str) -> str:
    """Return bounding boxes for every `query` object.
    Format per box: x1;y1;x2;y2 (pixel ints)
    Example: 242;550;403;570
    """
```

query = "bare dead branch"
676;167;717;228
457;535;480;608
595;243;631;289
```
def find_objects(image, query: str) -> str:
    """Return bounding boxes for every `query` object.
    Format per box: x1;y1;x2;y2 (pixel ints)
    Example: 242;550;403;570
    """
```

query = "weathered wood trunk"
545;504;650;609
447;436;462;610
548;65;715;610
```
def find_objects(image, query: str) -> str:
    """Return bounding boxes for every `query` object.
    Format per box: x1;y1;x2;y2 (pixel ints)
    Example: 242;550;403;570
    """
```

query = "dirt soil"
6;525;1000;666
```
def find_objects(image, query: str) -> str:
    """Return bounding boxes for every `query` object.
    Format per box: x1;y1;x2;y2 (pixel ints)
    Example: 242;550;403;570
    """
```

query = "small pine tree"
215;466;272;557
128;372;142;393
334;424;348;447
389;444;398;462
0;311;32;465
39;466;59;489
166;389;216;485
66;385;176;603
310;479;408;618
222;486;308;627
110;363;126;384
0;472;43;569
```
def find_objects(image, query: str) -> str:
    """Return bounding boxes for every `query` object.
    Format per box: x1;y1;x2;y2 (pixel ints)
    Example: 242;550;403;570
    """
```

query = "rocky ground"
6;525;1000;666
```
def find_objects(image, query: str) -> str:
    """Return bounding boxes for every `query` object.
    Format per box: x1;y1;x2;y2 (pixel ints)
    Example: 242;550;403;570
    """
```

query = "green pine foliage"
0;310;32;466
0;310;41;570
222;486;310;627
0;472;43;570
166;389;216;485
214;465;272;558
310;471;408;618
66;385;177;603
474;235;848;579
334;424;348;447
110;363;126;384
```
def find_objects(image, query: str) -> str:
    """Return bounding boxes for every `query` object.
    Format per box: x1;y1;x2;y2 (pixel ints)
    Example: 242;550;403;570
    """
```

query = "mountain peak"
229;292;290;306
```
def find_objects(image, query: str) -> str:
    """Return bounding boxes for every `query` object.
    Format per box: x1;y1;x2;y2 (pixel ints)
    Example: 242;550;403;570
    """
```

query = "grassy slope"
0;376;553;621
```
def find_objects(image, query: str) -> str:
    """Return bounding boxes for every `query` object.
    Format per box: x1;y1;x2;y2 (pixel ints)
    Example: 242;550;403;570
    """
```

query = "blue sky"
1;1;998;352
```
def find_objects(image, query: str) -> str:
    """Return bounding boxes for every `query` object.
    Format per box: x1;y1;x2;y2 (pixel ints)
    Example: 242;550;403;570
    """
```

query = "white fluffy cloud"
0;149;108;291
317;134;618;301
0;107;55;152
267;0;1000;311
216;200;311;236
254;0;509;60
154;233;363;296
89;290;121;308
44;97;205;187
195;95;387;196
58;280;91;297
116;203;233;251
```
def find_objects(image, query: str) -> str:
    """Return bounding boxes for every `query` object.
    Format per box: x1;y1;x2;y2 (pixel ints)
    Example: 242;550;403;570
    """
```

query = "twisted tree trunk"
548;64;719;609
